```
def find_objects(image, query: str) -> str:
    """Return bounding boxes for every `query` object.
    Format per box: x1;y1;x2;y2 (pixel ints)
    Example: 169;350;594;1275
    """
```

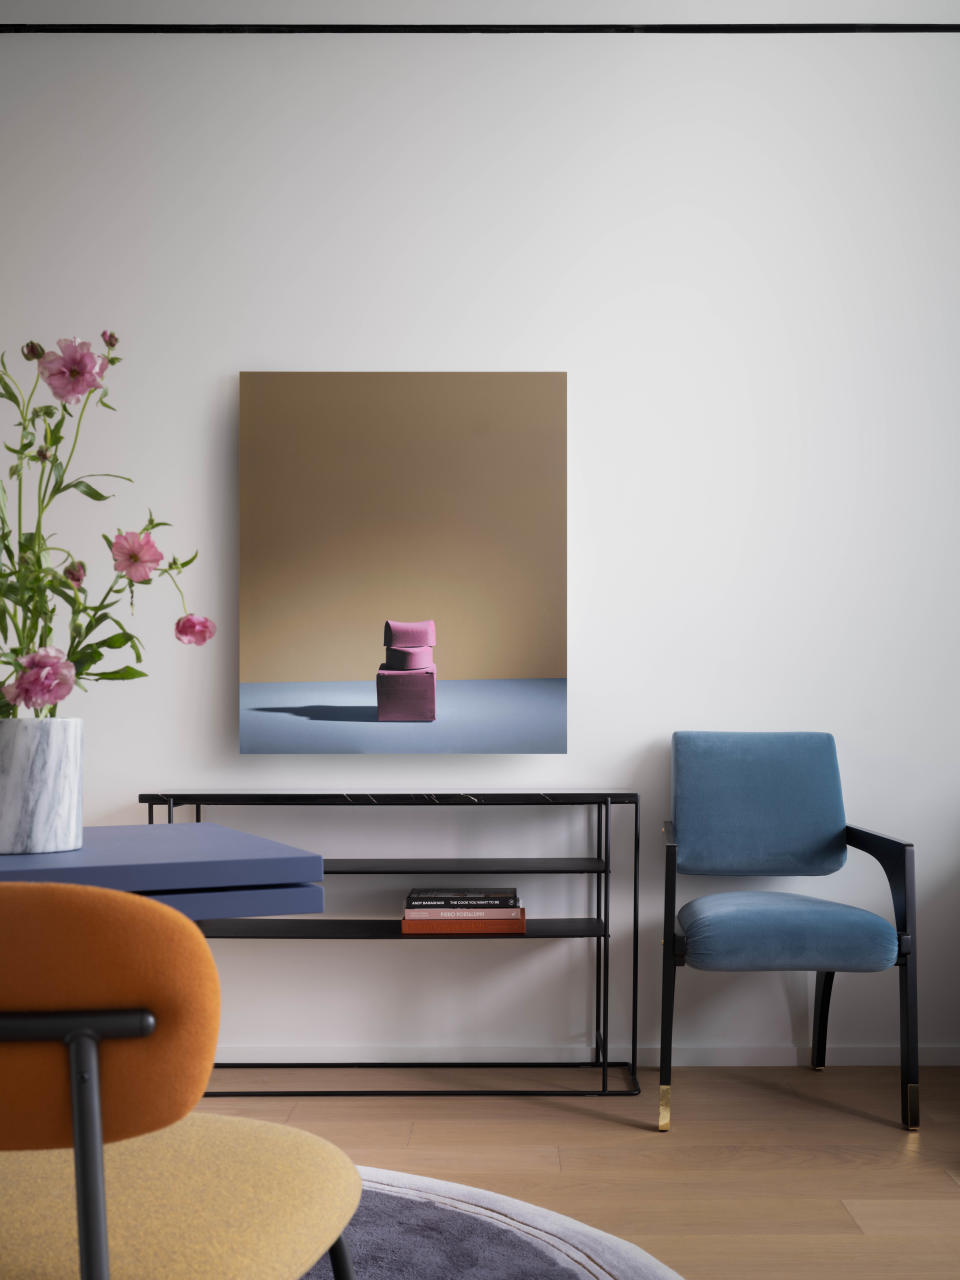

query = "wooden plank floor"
197;1065;960;1280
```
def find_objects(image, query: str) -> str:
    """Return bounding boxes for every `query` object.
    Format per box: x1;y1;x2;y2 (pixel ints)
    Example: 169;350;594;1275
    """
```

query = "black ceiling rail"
2;24;960;36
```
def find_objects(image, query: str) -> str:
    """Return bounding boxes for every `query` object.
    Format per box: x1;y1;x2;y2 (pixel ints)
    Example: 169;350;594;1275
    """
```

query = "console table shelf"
201;916;606;940
323;857;607;875
138;789;640;1098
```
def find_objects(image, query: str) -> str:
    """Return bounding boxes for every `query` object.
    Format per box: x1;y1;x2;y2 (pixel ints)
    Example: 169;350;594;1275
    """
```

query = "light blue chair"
659;731;918;1131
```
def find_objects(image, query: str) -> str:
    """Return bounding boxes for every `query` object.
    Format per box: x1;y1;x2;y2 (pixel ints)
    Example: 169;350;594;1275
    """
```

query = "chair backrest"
672;731;847;876
0;881;220;1151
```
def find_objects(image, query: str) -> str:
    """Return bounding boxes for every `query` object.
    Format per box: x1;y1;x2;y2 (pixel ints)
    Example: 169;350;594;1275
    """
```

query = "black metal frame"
2;23;959;35
138;791;641;1098
658;821;919;1131
0;1006;356;1280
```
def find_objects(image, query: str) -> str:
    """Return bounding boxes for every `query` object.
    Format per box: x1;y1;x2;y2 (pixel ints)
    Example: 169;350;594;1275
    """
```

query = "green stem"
60;389;95;482
22;369;40;420
35;458;45;547
160;567;188;614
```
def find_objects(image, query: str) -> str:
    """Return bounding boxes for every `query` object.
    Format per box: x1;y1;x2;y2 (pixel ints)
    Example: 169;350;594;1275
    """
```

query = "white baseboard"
214;1042;960;1067
215;1043;607;1064
636;1044;960;1067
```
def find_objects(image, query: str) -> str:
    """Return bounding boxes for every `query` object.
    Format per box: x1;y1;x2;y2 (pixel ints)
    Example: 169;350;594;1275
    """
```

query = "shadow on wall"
252;705;378;723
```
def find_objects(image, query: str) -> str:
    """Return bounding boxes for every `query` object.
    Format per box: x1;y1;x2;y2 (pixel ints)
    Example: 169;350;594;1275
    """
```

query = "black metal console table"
138;791;640;1098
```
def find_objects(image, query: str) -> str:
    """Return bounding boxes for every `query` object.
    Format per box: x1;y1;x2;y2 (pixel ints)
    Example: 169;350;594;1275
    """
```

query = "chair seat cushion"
677;890;899;972
0;1111;361;1279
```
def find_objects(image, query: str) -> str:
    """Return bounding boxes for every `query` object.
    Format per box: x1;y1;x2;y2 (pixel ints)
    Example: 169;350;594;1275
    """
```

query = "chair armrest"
845;824;916;945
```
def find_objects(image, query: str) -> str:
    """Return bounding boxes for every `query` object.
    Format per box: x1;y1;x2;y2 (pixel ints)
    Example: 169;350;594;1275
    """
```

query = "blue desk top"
0;824;324;893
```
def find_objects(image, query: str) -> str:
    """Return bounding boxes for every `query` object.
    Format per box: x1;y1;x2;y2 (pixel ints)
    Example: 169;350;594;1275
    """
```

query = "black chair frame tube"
328;1235;356;1279
811;970;835;1070
658;823;684;1131
845;825;919;1129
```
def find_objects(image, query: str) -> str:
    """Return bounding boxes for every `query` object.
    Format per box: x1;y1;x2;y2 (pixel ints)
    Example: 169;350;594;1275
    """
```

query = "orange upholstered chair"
0;882;361;1279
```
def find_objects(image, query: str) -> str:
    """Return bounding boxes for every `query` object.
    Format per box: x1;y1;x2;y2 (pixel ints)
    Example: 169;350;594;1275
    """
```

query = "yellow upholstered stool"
0;883;360;1279
0;1113;361;1279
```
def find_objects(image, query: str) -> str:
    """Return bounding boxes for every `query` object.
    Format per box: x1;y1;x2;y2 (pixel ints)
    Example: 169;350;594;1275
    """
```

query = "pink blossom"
64;561;86;587
174;614;217;646
101;330;118;349
112;530;163;583
38;338;108;404
2;647;76;710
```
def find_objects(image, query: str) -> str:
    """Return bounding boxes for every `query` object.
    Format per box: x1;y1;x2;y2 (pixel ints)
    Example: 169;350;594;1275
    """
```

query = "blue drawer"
141;883;324;922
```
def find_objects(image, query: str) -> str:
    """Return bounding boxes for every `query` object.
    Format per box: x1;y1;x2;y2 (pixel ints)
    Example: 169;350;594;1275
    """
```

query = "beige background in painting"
238;372;566;682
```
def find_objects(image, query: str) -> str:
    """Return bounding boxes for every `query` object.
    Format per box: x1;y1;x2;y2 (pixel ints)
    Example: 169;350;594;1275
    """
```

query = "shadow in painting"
252;705;379;723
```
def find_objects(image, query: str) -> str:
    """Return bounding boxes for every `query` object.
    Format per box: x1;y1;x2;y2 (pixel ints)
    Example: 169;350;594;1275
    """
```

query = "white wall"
2;5;959;1067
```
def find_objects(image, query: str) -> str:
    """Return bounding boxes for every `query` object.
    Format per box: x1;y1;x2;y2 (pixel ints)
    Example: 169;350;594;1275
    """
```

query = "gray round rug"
302;1165;683;1280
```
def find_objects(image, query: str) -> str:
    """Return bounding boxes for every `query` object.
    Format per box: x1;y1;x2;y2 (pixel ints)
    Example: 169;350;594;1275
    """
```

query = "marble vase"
0;717;82;854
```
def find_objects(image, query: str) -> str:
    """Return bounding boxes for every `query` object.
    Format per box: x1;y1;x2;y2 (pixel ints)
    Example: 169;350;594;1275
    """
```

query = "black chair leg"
329;1235;356;1280
659;950;676;1132
899;954;919;1129
68;1031;110;1280
811;970;835;1070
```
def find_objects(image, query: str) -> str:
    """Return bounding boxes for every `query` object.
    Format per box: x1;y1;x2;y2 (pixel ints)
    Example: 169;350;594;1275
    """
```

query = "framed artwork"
238;372;566;753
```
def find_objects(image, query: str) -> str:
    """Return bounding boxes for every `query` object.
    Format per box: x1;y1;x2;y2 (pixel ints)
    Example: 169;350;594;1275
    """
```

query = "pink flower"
2;647;76;710
38;338;108;404
175;614;217;646
64;560;86;587
112;530;163;582
101;330;118;349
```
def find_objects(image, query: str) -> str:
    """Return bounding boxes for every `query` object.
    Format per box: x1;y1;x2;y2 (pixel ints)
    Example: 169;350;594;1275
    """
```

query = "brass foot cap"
658;1084;671;1132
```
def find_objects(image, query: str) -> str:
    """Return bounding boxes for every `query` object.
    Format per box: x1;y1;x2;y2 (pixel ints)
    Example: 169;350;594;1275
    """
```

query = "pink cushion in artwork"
383;619;437;648
376;664;437;722
384;646;434;670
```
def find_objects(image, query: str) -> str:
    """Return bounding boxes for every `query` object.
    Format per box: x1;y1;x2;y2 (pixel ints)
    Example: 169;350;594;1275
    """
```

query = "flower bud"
101;330;119;349
20;341;45;361
64;561;86;588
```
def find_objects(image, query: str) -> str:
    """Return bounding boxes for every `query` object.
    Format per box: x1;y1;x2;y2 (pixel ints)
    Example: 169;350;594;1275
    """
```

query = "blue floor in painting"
239;679;566;754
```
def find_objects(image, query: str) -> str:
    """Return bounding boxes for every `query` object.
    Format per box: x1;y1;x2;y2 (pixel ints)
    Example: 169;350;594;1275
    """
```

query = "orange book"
401;916;526;936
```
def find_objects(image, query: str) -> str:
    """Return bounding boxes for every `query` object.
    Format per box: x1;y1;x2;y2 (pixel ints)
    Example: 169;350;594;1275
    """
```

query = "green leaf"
47;582;80;609
99;631;136;649
72;647;105;676
178;550;198;569
101;533;115;554
93;666;147;681
0;374;19;408
77;472;132;484
62;480;110;501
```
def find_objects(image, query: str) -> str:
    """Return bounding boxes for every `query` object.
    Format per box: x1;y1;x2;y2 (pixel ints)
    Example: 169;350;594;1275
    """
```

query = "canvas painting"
238;372;566;754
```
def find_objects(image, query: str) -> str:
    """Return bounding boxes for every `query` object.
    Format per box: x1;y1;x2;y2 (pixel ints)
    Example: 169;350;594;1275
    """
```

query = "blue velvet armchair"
660;731;918;1131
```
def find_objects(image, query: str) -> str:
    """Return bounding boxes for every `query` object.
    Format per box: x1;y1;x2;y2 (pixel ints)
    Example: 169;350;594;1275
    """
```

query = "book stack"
377;619;437;722
401;886;525;935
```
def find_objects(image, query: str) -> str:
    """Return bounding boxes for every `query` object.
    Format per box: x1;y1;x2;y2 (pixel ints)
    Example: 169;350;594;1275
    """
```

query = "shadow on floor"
252;704;379;722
